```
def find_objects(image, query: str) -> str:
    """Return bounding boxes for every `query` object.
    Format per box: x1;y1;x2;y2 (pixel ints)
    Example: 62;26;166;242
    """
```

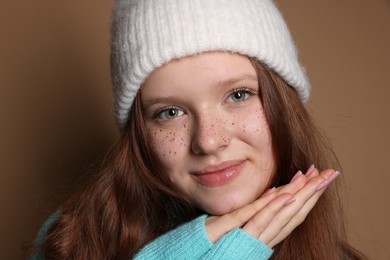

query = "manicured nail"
326;170;341;184
290;170;303;183
316;171;340;191
316;181;329;191
264;187;276;195
284;197;296;206
305;164;315;177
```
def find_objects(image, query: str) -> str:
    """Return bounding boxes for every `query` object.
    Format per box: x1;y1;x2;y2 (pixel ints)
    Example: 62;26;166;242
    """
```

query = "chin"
201;195;255;216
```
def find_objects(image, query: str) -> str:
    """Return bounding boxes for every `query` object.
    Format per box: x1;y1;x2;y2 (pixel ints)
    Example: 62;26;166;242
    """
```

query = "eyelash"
227;86;258;101
152;105;182;119
151;86;258;120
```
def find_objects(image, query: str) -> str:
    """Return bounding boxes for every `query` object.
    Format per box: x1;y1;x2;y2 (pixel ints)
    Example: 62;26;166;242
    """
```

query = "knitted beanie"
111;0;310;129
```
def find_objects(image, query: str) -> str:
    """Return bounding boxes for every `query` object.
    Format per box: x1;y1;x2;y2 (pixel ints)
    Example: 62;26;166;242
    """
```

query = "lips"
192;160;245;187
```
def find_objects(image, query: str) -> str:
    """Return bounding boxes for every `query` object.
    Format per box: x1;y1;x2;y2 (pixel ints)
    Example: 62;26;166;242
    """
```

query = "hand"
243;167;339;247
205;167;340;247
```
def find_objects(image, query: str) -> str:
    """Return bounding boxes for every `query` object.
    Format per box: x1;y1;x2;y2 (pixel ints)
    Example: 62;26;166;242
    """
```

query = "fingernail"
305;164;315;177
326;170;341;184
316;171;340;192
290;170;303;183
284;197;296;206
316;181;329;191
264;187;276;195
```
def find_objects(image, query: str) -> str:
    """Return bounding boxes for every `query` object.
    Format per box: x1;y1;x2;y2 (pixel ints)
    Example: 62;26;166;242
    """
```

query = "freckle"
159;129;162;132
232;123;235;125
174;152;177;155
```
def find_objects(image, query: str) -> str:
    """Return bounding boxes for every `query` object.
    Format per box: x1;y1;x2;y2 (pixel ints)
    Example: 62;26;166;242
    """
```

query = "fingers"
258;174;328;245
206;166;340;245
272;166;336;196
272;170;307;195
267;178;328;247
244;167;340;247
242;193;295;239
267;185;324;247
315;170;340;191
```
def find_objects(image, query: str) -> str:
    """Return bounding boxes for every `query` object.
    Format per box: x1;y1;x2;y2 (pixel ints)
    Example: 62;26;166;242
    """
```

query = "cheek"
148;125;191;165
233;106;271;145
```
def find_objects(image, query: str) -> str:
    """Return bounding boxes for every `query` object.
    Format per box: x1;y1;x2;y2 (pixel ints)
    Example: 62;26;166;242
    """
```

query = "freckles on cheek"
149;126;189;162
236;107;271;143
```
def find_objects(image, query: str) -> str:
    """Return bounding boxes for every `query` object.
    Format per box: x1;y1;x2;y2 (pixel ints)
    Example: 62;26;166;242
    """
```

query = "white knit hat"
111;0;310;129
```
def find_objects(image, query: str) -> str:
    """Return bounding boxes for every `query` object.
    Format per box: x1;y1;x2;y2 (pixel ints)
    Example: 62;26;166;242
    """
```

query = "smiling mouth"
192;160;245;187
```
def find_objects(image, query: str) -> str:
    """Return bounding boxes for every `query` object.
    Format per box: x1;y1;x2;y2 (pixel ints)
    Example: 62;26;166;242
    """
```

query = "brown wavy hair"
251;60;365;259
36;58;365;259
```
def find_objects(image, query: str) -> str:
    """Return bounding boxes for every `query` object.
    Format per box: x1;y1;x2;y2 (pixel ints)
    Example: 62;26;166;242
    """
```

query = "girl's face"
141;52;275;215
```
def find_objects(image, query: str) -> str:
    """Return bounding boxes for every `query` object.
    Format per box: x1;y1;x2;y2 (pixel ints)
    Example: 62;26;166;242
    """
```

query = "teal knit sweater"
32;212;273;259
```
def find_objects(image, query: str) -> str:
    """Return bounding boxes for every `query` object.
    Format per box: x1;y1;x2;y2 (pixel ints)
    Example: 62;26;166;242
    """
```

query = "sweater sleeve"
135;215;273;260
32;212;273;259
201;228;273;259
134;215;213;259
29;210;61;260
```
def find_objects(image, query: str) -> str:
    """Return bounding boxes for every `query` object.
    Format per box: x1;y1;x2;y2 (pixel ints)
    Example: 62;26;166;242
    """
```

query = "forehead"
141;52;257;95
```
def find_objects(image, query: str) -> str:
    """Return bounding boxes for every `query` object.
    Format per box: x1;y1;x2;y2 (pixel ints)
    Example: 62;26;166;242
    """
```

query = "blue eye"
156;107;184;120
227;88;255;103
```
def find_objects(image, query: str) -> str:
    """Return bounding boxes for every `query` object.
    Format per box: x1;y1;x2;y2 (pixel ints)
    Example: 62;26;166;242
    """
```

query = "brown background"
1;0;389;259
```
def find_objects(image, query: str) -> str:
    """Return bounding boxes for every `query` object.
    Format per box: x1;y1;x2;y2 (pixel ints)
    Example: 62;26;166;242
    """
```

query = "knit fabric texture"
31;213;273;259
111;0;311;129
134;215;273;259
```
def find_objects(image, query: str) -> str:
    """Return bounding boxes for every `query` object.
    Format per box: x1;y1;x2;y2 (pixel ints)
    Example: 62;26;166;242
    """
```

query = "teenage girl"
32;0;365;259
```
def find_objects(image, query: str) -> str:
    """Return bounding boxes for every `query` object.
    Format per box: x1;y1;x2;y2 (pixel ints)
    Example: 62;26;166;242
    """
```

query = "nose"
191;113;231;155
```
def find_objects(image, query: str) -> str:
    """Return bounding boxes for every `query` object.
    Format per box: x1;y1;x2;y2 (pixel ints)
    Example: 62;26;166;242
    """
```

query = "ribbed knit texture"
32;213;273;259
111;0;311;129
204;228;273;259
135;215;273;259
134;215;213;259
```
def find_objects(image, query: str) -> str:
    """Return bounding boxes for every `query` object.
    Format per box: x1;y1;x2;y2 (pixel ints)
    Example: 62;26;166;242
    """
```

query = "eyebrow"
142;95;183;107
215;74;258;89
142;74;258;106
